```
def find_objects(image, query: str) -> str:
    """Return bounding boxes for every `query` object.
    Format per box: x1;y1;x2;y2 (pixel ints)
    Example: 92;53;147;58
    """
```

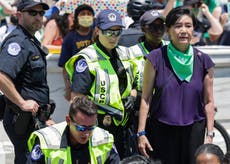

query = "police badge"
103;114;112;127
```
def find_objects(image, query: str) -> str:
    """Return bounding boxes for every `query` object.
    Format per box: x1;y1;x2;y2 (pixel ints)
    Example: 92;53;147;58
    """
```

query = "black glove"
123;96;136;111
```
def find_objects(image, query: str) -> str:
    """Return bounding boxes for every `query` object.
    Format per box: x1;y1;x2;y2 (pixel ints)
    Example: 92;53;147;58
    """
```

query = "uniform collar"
95;40;118;59
17;25;40;46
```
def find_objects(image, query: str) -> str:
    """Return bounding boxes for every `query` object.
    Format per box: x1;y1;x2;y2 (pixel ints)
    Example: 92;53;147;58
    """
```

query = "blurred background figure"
119;0;175;47
58;4;95;102
184;0;223;45
119;0;162;47
42;11;73;54
0;0;17;45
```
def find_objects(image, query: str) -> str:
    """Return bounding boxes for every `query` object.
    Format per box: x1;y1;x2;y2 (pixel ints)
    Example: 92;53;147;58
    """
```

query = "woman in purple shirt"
137;6;215;164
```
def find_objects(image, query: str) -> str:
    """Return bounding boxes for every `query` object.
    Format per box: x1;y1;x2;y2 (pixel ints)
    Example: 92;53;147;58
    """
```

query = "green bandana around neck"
167;42;194;82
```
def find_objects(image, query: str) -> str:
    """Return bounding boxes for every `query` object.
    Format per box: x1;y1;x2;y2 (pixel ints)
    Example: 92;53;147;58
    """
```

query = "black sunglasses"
22;10;45;17
101;29;122;37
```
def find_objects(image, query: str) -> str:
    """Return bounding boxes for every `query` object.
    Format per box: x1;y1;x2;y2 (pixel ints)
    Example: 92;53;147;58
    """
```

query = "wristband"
136;131;146;137
206;131;215;138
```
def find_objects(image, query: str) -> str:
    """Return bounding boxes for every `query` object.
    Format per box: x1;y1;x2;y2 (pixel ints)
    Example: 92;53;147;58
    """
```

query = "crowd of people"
0;0;230;164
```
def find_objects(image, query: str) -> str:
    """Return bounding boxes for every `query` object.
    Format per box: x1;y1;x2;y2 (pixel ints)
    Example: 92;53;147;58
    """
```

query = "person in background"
0;11;18;45
137;6;215;164
128;9;166;136
0;0;17;16
119;0;175;47
118;0;156;47
0;0;51;163
184;0;223;45
42;12;73;54
58;4;95;102
26;96;120;164
195;143;224;164
65;9;137;159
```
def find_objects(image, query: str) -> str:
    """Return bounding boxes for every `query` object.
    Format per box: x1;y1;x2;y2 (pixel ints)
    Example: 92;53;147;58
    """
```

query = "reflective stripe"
97;156;102;164
37;125;62;148
59;159;64;164
47;157;51;164
92;128;110;146
139;42;149;54
95;69;110;105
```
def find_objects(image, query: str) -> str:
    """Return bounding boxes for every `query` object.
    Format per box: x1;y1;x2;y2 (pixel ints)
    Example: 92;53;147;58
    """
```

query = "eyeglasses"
146;23;165;31
72;122;97;132
71;118;97;132
22;10;45;17
101;29;122;37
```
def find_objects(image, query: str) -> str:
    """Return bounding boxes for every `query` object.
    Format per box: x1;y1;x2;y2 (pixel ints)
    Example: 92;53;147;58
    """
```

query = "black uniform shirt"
0;25;49;104
71;40;127;96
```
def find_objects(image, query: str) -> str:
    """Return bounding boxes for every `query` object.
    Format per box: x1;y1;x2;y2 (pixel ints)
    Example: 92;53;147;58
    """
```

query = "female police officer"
0;0;50;163
65;9;137;159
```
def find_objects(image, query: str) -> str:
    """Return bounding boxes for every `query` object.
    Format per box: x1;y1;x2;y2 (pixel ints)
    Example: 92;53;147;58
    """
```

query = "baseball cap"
140;10;165;26
17;0;49;11
95;9;124;30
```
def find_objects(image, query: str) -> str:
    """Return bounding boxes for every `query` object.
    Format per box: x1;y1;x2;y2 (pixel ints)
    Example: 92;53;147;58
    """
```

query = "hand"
123;96;136;110
138;135;153;159
21;100;39;115
45;119;55;126
204;135;213;144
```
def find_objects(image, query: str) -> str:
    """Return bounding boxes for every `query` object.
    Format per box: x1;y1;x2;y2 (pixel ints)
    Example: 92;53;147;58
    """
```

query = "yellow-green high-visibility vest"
65;43;136;126
129;41;168;91
27;122;114;164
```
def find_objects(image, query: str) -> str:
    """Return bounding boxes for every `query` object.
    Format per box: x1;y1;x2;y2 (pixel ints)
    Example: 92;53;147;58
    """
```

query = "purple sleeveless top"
146;46;215;126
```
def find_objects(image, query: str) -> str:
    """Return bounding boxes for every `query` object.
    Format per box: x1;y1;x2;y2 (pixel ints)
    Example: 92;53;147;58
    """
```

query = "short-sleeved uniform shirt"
146;46;215;126
58;29;93;67
0;25;49;105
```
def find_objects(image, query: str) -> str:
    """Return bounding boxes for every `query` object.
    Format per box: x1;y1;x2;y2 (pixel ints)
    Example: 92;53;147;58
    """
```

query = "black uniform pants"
3;108;34;164
147;119;205;164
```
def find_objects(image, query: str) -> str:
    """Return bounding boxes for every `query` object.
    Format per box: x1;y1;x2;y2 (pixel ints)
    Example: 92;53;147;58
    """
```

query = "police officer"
118;0;162;47
0;0;50;163
26;96;120;164
65;9;137;159
129;10;167;108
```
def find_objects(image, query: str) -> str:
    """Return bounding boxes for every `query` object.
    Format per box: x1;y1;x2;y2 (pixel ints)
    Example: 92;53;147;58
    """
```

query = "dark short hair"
69;96;97;118
165;6;197;28
194;143;224;163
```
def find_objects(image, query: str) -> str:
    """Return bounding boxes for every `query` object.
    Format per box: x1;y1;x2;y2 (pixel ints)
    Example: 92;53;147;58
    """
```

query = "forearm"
62;68;71;101
0;72;24;108
162;0;175;17
138;97;151;132
204;68;215;134
205;11;223;36
205;101;215;133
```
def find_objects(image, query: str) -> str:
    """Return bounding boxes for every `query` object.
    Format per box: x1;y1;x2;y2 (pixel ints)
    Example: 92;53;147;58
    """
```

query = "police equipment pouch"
36;102;55;122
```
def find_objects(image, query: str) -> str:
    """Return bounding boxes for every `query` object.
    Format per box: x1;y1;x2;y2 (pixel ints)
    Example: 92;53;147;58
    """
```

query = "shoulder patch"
30;144;43;161
75;59;88;73
7;42;21;56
